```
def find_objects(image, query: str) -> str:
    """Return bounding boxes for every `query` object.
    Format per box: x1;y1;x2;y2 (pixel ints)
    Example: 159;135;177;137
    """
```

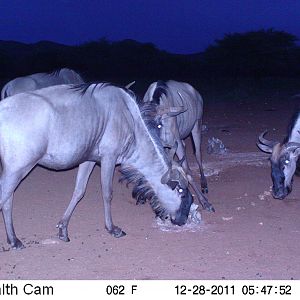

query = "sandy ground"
1;92;300;280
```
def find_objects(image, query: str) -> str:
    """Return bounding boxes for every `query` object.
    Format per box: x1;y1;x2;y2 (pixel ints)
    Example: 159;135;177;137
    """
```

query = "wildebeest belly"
176;112;198;139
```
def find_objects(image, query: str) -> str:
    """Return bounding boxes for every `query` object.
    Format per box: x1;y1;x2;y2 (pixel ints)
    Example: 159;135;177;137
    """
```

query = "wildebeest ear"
293;148;300;156
161;170;178;190
166;180;178;190
285;142;300;158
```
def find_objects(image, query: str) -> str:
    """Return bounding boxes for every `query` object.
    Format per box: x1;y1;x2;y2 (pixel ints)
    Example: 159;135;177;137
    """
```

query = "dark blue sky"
1;0;300;54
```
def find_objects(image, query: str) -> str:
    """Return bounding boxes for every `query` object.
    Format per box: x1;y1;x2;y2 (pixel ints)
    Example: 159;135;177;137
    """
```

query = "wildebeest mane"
138;100;171;166
138;101;161;136
47;69;63;77
283;110;300;175
70;82;135;98
120;101;171;213
284;111;300;143
119;166;168;219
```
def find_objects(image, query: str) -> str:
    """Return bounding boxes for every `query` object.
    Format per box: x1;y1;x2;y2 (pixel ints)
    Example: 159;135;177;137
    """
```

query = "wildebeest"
142;80;214;212
257;111;300;199
1;68;84;99
0;83;193;250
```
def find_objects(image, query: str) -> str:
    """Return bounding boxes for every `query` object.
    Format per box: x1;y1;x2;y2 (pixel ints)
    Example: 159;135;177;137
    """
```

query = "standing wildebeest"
0;83;193;250
257;111;300;199
142;80;214;212
1;68;84;99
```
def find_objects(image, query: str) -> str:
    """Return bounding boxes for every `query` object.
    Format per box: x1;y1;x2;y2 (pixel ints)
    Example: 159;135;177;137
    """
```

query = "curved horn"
125;81;135;89
177;91;184;101
258;130;278;147
157;106;186;118
285;142;300;152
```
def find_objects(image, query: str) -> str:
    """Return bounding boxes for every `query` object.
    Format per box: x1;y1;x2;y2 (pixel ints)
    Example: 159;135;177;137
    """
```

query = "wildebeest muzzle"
271;161;293;200
171;188;193;226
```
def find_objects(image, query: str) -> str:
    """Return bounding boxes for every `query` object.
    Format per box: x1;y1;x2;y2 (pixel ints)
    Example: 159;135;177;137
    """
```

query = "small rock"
41;239;59;245
207;137;227;155
202;124;208;132
236;206;245;211
222;216;233;221
189;203;201;224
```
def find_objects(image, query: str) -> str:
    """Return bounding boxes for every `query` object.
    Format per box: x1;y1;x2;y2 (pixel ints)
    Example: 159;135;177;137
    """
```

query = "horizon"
1;27;299;57
1;1;300;54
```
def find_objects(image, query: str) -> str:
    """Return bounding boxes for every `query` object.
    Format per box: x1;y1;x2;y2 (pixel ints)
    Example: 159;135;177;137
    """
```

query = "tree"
203;29;299;78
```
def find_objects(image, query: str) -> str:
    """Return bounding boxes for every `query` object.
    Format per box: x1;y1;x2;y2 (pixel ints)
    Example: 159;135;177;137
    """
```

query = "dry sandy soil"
1;90;300;280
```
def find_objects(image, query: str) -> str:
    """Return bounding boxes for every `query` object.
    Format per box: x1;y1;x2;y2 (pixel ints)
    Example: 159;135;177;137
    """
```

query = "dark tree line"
0;29;300;83
203;29;300;78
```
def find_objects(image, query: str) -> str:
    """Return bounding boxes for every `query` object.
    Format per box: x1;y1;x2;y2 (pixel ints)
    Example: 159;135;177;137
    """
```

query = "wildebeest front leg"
101;156;126;238
192;119;208;193
57;161;96;242
0;169;33;249
188;177;215;212
176;139;193;174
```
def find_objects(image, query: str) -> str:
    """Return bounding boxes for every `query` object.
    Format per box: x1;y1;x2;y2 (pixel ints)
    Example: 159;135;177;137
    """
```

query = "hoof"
58;234;70;242
136;198;146;205
57;221;70;242
202;187;209;194
206;203;215;212
58;229;70;242
200;201;215;212
114;230;126;238
108;226;126;238
11;239;25;250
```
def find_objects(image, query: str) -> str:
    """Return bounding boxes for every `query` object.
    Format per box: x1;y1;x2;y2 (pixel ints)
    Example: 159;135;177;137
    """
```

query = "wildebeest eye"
157;124;162;129
284;159;290;165
177;186;184;194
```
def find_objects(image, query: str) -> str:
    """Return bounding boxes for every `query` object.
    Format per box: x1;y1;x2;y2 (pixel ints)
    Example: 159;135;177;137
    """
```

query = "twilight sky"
0;0;300;54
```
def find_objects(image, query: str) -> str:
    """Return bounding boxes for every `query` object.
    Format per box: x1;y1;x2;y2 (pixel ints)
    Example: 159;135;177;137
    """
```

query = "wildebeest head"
161;162;193;226
153;91;187;147
160;142;193;225
257;131;300;199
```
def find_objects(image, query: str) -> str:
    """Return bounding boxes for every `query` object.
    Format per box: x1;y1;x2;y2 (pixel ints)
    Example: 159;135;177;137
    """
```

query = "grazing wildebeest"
257;111;300;199
1;68;84;99
142;80;214;212
0;83;193;250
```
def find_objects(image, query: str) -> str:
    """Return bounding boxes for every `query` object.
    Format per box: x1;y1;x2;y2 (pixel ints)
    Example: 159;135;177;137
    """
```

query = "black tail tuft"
295;158;300;176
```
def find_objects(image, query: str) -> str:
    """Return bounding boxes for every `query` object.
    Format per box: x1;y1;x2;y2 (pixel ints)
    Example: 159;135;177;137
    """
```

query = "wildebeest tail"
295;158;300;176
152;80;168;105
0;83;8;100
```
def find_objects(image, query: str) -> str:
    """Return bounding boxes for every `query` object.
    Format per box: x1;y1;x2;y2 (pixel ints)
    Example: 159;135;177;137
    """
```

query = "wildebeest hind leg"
57;161;96;242
101;156;126;238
